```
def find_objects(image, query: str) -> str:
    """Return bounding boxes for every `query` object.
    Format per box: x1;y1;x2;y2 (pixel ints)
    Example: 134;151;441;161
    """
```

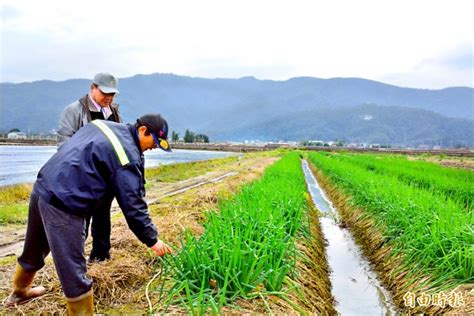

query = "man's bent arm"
112;164;158;247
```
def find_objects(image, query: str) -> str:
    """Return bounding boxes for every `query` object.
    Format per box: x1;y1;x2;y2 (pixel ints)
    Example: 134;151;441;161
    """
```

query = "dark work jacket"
35;121;157;247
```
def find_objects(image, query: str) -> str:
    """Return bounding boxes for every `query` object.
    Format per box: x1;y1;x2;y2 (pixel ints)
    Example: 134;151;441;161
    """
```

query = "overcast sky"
1;0;472;89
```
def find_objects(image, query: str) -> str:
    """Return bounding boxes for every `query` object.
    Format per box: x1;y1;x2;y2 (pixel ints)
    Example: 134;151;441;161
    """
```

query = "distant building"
275;141;298;148
303;140;324;146
7;132;27;139
417;144;430;150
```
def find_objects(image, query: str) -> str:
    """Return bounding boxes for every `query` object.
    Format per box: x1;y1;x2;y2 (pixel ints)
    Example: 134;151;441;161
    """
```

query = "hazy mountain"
216;104;473;147
0;73;472;146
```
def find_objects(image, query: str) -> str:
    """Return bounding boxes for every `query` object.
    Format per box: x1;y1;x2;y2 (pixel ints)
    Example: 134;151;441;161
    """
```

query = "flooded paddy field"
0;145;236;186
0;150;472;314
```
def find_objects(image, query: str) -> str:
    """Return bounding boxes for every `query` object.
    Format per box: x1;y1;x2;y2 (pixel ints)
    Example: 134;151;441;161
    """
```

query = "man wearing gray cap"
57;72;122;263
58;73;122;146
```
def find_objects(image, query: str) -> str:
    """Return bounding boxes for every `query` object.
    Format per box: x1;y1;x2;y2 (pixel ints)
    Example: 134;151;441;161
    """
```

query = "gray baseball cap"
92;73;119;94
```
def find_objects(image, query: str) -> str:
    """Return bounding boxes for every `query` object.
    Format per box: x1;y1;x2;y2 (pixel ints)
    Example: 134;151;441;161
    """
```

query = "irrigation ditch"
302;160;396;314
0;151;472;314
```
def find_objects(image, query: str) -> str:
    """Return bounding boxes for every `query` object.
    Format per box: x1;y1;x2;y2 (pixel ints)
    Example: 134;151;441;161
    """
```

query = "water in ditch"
302;160;396;315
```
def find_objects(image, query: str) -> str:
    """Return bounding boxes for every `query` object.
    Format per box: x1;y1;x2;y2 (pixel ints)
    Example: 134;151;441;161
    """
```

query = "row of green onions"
328;152;473;209
154;152;309;314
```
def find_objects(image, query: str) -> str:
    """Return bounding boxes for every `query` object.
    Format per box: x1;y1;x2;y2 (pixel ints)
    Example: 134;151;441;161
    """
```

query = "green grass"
0;255;18;266
0;184;31;204
0;203;29;225
145;156;239;182
0;184;31;225
155;152;309;313
308;152;473;289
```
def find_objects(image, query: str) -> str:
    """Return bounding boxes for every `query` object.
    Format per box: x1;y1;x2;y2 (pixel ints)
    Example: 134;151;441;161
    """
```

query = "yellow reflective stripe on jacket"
91;120;130;166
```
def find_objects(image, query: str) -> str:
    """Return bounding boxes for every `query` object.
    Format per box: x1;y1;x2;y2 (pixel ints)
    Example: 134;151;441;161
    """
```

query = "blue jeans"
18;188;92;299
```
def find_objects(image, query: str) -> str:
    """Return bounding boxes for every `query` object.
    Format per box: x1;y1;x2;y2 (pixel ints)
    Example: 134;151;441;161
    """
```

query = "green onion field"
307;152;472;309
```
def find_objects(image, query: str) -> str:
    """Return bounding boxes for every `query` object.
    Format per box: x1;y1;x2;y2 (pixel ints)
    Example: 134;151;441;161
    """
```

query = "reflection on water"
0;145;235;186
302;160;396;316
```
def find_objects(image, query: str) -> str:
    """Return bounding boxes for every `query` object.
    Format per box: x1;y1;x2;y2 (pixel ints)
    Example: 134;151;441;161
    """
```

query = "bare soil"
408;155;474;170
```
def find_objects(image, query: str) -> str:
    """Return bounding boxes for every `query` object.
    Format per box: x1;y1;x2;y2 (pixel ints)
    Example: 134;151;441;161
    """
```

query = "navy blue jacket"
35;121;158;247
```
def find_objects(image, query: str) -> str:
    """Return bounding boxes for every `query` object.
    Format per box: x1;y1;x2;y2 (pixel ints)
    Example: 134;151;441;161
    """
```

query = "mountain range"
1;73;472;146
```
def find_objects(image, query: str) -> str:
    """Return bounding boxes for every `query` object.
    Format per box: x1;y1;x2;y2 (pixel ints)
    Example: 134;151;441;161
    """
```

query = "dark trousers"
18;188;92;299
85;193;113;261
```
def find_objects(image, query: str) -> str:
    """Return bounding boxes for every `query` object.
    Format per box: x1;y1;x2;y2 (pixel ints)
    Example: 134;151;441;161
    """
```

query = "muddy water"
302;160;396;315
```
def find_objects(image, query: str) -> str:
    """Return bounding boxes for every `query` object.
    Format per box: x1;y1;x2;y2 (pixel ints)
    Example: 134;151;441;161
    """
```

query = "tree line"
172;129;209;143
